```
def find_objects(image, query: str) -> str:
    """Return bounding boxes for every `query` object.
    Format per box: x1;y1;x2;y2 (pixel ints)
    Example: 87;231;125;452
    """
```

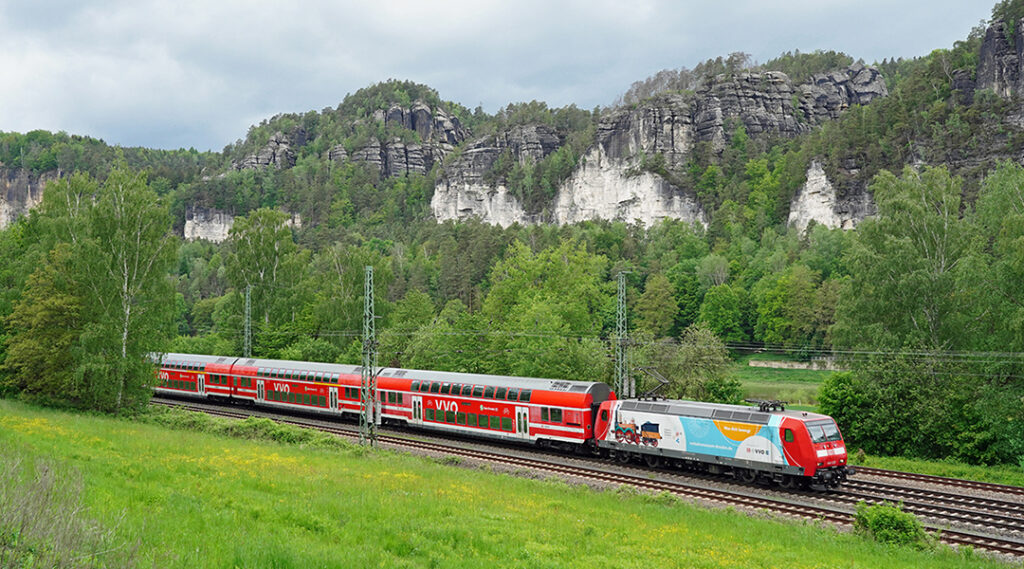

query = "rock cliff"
788;161;875;232
976;18;1023;98
0;168;55;229
343;103;468;178
434;64;887;228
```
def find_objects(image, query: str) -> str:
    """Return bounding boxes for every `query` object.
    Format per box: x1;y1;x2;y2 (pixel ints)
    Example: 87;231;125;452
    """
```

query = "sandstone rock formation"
787;161;875;233
0;168;54;229
347;103;468;178
234;130;303;170
434;63;887;228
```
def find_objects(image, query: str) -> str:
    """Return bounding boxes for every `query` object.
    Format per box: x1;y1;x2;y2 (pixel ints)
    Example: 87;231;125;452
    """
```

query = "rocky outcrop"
788;161;874;232
234;130;304;170
431;124;562;225
184;206;234;242
977;18;1023;98
183;206;302;242
0;167;54;229
796;63;888;123
347;103;469;178
434;64;886;227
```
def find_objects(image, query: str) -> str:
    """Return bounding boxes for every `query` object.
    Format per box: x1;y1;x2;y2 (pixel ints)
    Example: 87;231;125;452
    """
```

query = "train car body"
154;353;614;448
594;399;849;488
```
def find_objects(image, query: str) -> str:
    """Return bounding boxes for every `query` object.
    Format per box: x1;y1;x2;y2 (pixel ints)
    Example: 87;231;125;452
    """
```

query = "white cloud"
0;0;996;151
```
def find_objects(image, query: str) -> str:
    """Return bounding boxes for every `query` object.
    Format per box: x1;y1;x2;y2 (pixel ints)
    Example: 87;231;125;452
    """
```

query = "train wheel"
617;450;632;464
736;468;756;483
779;475;798;489
644;454;661;468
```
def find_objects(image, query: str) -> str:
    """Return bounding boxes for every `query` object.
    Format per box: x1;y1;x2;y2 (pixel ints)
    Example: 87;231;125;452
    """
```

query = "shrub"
853;501;930;549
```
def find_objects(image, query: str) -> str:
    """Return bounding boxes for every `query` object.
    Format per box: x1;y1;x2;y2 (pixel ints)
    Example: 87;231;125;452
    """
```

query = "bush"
853;501;930;549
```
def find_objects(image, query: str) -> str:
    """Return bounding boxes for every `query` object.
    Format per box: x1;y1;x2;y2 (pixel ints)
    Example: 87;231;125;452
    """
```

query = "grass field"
0;399;1013;568
732;355;833;407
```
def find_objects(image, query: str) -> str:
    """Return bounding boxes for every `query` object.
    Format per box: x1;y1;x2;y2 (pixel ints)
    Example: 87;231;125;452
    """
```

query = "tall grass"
0;455;139;568
0;399;1012;569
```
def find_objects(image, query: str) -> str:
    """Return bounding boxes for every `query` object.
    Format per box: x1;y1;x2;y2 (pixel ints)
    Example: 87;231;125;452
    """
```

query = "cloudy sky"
0;0;995;152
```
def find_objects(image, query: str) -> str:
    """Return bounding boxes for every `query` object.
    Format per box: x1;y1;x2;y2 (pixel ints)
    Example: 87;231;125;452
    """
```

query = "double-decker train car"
154;353;614;448
593;398;849;488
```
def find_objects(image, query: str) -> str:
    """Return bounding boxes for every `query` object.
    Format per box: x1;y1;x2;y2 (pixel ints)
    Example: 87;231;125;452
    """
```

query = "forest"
1;2;1023;469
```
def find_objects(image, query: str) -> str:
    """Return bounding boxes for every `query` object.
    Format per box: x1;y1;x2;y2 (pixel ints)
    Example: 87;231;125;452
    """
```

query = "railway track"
150;397;1024;558
855;466;1024;498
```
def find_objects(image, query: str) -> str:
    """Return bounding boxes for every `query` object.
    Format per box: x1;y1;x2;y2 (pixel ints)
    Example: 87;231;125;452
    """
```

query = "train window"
429;382;440;394
501;418;513;432
456;412;466;425
445;411;456;423
551;409;563;423
506;389;518;401
484;387;495;399
411;381;420;392
397;393;404;405
541;408;549;422
461;385;473;397
386;392;394;404
472;386;484;398
784;429;794;443
495;388;507;400
519;390;531;402
478;414;489;428
489;416;500;429
440;383;450;395
468;413;477;427
426;409;435;421
601;409;608;421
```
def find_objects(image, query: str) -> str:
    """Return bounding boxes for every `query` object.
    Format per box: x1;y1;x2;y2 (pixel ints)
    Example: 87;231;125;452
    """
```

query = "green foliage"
3;167;176;412
636;324;741;403
853;501;930;549
761;50;854;84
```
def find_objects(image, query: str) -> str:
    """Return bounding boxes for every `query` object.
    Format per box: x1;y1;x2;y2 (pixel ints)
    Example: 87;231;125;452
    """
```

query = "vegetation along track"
150;397;1024;558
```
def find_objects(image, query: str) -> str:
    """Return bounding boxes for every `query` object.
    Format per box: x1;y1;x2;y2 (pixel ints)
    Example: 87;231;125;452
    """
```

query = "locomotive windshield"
806;419;842;443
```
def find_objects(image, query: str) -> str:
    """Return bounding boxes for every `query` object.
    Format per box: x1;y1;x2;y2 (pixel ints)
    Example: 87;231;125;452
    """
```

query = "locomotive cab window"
601;409;608;421
784;429;794;443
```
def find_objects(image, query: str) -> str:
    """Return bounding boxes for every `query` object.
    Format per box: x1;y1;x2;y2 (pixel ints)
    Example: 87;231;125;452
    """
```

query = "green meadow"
0;399;1013;569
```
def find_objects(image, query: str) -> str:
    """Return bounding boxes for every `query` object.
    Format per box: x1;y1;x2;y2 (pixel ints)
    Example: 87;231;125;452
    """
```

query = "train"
154;352;851;489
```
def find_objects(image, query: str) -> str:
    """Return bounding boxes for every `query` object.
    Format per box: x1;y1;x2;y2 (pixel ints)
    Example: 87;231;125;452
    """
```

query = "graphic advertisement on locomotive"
598;400;786;466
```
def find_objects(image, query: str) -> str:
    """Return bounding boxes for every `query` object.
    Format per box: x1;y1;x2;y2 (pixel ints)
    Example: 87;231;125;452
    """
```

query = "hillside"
1;1;1023;469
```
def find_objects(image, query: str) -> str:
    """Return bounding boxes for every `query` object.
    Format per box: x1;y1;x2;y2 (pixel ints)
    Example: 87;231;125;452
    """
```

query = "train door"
411;396;423;425
257;380;265;402
198;373;206;395
516;406;530;439
329;387;338;413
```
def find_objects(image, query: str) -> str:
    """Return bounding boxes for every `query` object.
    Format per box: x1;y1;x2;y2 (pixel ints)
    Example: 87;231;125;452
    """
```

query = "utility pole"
360;266;378;446
243;284;252;358
615;272;631;398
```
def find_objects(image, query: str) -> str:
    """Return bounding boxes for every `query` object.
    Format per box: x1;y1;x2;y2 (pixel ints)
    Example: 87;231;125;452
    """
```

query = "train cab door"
411;396;423;425
329;387;338;413
257;380;265;402
515;406;530;439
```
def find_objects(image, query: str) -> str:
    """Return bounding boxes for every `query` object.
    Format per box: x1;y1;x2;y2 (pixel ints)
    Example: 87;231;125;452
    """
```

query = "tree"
635;324;741;403
833;166;978;351
634;273;677;337
4;167;176;412
698;284;748;344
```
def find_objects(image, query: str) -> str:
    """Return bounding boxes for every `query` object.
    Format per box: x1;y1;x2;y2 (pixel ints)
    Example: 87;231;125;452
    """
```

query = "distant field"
0;399;1006;569
731;355;833;407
